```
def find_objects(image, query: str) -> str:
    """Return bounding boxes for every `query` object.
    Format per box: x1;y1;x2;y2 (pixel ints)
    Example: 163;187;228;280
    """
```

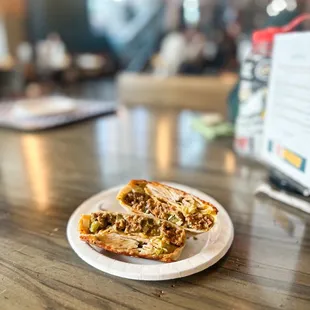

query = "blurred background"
0;0;308;104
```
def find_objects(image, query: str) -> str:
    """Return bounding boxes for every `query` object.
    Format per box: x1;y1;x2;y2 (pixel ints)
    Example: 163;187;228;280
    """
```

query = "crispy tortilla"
78;211;186;262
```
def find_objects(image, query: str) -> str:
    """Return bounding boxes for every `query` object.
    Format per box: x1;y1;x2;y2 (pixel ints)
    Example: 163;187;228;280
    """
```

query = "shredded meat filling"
91;212;156;235
125;192;213;230
124;191;213;231
186;213;213;230
124;192;185;225
161;222;184;246
91;213;183;246
124;192;150;212
89;212;185;247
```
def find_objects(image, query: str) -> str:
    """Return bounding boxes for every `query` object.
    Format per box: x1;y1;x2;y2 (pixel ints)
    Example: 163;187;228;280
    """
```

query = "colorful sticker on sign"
268;140;306;172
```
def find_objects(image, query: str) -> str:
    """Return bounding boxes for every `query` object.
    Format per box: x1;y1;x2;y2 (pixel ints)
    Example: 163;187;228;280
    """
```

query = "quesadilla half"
78;211;186;262
117;180;218;233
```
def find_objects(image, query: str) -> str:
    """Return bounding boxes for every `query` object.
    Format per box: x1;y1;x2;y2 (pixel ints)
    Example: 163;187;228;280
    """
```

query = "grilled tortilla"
117;180;218;233
78;211;186;262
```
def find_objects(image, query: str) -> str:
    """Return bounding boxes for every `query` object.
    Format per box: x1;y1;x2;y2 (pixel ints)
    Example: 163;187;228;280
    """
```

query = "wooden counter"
0;106;309;310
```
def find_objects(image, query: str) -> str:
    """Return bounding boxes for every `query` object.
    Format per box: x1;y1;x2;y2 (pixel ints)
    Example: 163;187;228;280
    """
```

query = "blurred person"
184;28;206;61
16;41;33;64
153;28;187;76
16;41;35;86
36;33;70;83
179;28;207;75
237;34;251;64
216;23;240;72
154;26;221;76
46;33;69;83
36;38;50;79
154;27;205;76
203;39;218;63
25;82;44;98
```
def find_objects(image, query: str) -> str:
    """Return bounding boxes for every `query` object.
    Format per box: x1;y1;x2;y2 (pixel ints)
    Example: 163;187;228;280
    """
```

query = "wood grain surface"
0;106;309;310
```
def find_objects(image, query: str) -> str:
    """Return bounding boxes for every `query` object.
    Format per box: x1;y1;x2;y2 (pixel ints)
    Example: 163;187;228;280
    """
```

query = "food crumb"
153;290;164;298
53;228;59;232
193;237;198;240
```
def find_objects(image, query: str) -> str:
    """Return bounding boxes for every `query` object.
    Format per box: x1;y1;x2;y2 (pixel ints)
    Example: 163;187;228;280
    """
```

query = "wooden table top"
0;106;309;310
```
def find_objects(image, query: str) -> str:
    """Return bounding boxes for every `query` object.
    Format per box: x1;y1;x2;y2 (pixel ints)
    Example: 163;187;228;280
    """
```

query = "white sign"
262;32;310;188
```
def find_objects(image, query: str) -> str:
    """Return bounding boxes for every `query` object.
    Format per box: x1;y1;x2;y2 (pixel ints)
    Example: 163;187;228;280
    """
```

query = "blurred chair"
117;72;237;116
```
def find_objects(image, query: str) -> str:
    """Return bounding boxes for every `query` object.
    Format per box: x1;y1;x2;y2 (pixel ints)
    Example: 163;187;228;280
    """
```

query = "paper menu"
262;32;310;188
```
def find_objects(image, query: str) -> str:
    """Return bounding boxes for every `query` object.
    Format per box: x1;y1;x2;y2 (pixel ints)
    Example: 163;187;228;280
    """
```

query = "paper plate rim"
67;183;234;281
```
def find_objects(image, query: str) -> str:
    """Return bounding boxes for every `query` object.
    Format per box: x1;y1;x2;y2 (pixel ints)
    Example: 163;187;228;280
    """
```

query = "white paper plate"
67;183;234;281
